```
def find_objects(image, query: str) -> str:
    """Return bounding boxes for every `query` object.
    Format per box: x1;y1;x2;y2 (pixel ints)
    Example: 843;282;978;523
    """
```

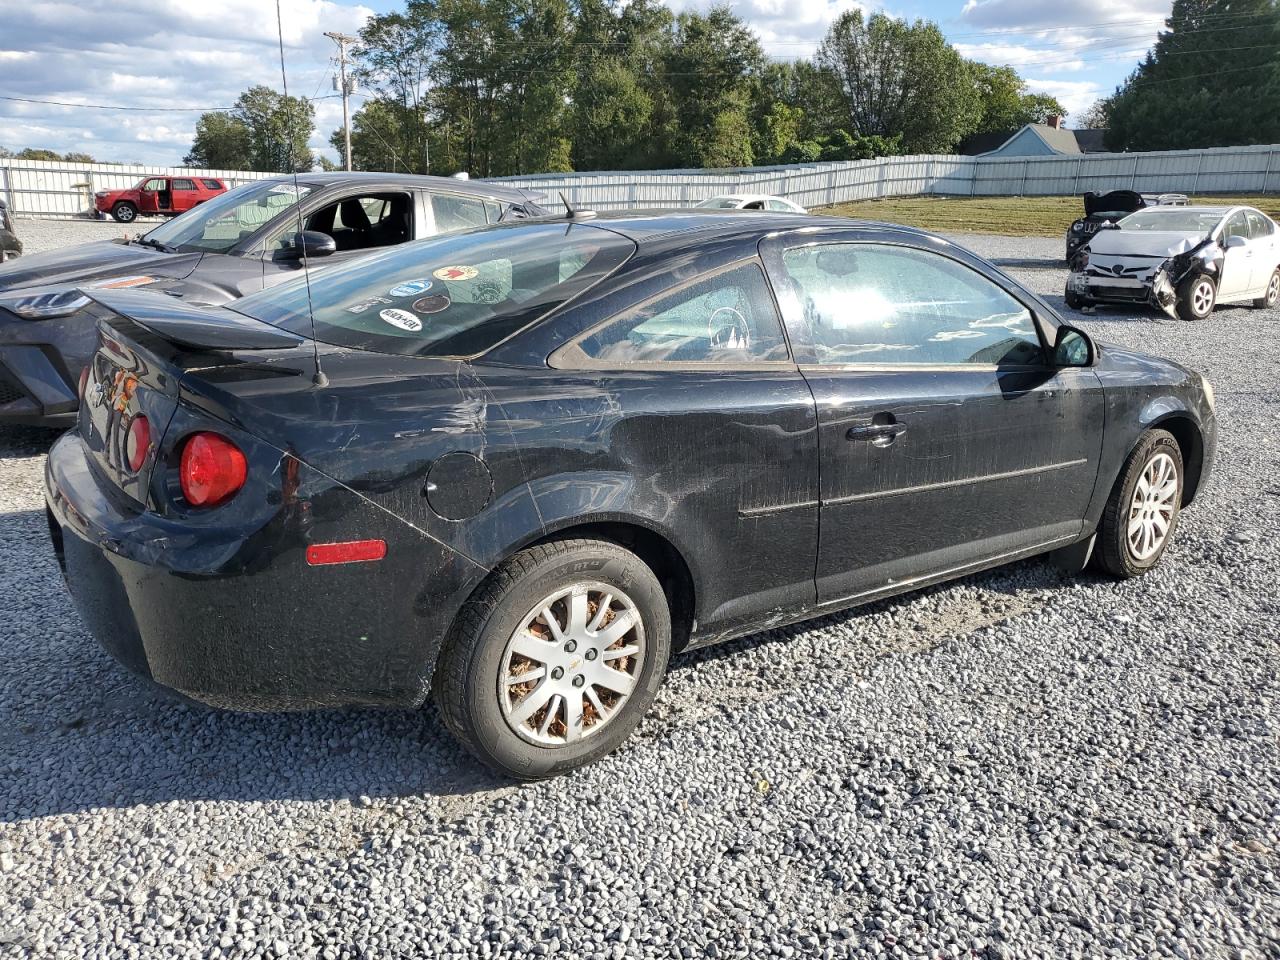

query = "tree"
1106;0;1280;150
61;151;97;163
15;148;61;161
185;111;253;169
1076;98;1114;130
816;11;981;154
971;63;1066;134
333;98;422;172
662;6;765;167
185;87;313;172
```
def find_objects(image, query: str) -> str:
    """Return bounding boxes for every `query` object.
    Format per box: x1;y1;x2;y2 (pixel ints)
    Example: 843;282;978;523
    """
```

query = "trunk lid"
76;291;304;508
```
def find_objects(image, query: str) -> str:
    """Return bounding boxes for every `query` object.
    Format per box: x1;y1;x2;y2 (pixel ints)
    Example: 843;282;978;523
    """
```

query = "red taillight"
305;540;388;566
125;415;150;473
78;366;90;401
179;432;246;507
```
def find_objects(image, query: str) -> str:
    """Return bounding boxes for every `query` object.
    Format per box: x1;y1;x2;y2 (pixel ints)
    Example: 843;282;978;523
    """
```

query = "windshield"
1119;209;1225;233
142;180;315;254
233;221;635;358
695;198;741;209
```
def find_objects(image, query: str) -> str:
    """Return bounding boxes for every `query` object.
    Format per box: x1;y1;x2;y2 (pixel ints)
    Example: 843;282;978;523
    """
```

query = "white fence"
0;160;275;219
4;143;1278;219
492;144;1280;209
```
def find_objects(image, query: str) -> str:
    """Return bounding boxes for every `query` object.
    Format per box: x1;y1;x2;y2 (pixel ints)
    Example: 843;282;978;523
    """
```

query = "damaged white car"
1066;205;1280;321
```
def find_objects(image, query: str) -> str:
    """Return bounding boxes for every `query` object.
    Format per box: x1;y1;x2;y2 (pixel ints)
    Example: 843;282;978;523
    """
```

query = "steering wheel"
708;306;751;351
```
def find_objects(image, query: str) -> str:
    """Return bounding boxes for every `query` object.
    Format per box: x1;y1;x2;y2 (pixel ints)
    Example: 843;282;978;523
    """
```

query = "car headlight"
5;290;91;320
1071;222;1083;233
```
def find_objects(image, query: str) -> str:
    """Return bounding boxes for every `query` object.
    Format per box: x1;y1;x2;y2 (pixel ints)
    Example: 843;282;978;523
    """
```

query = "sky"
0;0;1172;169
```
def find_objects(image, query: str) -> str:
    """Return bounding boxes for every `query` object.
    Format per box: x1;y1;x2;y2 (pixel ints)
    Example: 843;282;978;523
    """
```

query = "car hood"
0;239;204;297
1086;229;1210;259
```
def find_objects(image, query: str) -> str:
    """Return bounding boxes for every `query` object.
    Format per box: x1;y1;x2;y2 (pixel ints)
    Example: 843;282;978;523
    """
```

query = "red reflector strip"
305;540;387;566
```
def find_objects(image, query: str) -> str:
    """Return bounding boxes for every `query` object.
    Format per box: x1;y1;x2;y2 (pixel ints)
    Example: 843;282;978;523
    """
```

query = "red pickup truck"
94;176;228;224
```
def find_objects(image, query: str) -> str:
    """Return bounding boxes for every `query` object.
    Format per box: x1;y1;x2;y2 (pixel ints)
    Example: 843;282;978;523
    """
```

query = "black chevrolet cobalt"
45;211;1216;778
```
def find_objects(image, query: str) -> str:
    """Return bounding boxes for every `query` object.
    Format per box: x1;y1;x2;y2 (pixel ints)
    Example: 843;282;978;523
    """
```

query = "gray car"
0;173;547;426
0;199;19;263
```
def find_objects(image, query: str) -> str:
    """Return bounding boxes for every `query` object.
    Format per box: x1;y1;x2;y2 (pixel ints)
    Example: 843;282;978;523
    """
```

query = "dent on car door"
761;235;1105;605
499;258;821;644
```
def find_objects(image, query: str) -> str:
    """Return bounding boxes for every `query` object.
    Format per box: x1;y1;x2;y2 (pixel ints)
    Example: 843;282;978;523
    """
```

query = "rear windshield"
695;198;741;209
1119;209;1225;233
233;221;635;358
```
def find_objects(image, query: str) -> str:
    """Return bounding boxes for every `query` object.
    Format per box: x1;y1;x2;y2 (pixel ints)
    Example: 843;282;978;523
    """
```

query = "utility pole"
325;31;358;172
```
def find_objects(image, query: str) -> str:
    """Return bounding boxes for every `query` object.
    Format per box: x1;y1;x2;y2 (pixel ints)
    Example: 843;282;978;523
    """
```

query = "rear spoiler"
82;288;304;351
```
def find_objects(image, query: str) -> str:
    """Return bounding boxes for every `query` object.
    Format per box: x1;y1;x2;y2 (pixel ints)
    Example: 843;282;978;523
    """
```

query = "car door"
260;189;417;289
761;232;1105;605
171;178;198;213
1218;211;1254;301
1246;209;1277;293
137;178;167;214
536;257;821;641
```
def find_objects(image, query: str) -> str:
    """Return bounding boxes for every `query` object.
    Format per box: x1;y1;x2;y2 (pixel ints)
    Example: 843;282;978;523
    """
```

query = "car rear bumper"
44;430;484;711
0;307;93;426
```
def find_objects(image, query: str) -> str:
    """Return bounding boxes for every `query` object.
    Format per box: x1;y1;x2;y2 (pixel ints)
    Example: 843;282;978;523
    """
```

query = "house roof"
957;124;1112;157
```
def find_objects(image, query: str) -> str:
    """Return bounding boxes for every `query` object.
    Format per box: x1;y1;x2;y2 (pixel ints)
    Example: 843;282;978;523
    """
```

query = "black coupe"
45;211;1217;778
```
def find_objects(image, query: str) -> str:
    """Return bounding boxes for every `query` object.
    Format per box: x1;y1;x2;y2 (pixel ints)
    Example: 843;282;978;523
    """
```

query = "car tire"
1092;429;1184;579
1252;268;1280;309
1064;287;1090;311
1175;273;1216;321
111;202;138;224
433;538;672;779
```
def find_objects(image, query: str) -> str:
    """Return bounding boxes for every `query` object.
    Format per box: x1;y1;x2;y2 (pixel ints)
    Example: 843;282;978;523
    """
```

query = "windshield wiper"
133;236;176;253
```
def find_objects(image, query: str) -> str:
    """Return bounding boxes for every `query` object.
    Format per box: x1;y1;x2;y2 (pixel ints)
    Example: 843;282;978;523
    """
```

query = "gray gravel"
11;216;152;256
2;225;1279;959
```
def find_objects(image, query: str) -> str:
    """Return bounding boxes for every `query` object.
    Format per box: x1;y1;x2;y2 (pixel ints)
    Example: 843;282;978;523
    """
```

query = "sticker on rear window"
412;295;452;315
433;265;478;282
347;295;392;314
389;278;432;298
380;308;423;332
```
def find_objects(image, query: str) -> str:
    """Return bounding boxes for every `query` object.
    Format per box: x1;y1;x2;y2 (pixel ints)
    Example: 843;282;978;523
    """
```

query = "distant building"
958;116;1112;158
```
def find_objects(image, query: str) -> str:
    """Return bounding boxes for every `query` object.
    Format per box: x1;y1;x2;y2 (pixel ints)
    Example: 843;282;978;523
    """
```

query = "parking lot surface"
1;221;1278;959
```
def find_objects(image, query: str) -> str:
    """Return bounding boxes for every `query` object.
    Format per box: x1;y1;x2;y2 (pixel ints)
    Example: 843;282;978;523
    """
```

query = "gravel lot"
2;219;1278;959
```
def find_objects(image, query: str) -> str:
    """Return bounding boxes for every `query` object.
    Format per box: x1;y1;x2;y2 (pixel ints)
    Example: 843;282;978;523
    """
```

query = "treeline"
0;146;99;163
182;3;1064;176
1101;0;1280;151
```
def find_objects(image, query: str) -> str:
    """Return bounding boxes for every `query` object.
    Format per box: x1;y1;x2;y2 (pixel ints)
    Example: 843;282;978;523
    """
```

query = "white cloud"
954;42;1085;73
663;0;868;58
1023;78;1104;119
0;0;372;164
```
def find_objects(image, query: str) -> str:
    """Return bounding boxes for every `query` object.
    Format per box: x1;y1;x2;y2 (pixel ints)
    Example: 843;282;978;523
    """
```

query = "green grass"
820;194;1280;236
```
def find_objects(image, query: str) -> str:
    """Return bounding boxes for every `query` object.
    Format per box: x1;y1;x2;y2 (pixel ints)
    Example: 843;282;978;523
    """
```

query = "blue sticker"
389;278;432;298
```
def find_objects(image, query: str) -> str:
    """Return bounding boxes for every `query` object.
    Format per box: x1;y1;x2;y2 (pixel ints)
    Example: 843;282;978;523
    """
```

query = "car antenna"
275;0;327;388
559;192;596;221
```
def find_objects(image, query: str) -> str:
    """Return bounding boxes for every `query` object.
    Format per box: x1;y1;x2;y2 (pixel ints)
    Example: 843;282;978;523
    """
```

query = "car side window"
172;179;196;191
270;191;414;253
573;262;789;365
201;179;223;191
780;243;1045;367
431;193;489;234
143;178;166;192
1246;210;1273;239
1224;212;1250;242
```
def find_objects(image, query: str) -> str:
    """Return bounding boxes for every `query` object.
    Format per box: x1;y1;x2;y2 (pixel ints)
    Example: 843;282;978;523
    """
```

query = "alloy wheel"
1268;272;1280;307
499;583;645;746
1191;279;1214;316
1127;452;1178;561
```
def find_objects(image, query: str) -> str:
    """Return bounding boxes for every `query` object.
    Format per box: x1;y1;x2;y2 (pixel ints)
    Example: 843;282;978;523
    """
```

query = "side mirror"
1225;234;1248;249
276;230;337;261
1054;325;1095;367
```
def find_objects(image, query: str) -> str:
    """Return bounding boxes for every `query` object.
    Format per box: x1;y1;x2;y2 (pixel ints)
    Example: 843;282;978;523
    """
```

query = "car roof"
574;208;930;244
258;171;541;204
1132;205;1234;216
